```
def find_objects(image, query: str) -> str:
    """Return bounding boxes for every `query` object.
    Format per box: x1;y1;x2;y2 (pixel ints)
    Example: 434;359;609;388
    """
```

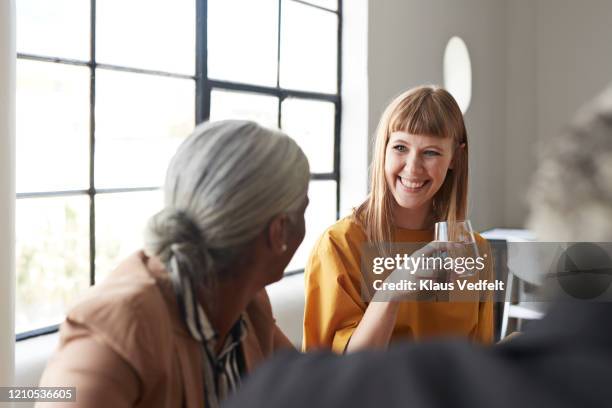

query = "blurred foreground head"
529;85;612;242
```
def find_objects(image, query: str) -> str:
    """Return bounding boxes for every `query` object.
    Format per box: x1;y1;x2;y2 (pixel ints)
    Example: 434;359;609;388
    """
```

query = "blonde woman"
38;120;310;408
303;86;493;353
225;82;612;408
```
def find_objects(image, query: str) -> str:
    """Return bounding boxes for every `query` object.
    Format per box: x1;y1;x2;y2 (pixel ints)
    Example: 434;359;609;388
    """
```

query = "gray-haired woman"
38;120;310;408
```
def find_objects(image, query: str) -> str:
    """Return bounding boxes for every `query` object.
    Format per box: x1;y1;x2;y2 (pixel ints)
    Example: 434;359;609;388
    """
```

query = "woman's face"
385;131;454;213
285;197;308;257
265;196;308;284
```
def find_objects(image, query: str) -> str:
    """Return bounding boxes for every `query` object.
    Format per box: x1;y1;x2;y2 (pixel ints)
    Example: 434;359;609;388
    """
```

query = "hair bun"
168;209;204;246
145;208;206;263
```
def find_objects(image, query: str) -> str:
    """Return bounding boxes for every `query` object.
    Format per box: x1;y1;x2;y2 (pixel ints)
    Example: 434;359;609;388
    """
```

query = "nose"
403;150;425;175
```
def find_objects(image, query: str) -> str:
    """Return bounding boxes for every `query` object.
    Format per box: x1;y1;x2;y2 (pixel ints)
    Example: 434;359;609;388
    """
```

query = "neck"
392;201;433;230
200;274;257;354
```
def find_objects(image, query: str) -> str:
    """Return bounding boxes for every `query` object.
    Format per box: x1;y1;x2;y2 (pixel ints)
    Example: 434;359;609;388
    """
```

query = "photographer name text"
373;279;505;292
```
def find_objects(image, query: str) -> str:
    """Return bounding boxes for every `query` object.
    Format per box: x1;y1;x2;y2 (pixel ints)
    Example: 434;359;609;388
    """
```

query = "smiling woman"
385;132;456;229
303;86;492;353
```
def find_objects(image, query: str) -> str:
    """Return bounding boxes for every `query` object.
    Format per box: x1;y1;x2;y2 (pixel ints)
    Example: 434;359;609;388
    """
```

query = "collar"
140;250;249;350
216;316;248;360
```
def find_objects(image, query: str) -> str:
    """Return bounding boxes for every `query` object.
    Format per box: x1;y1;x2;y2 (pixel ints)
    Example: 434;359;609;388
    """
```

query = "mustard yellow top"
303;216;494;353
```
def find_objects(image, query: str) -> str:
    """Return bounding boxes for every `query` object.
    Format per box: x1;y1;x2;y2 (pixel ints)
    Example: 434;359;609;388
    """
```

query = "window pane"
280;0;338;93
296;0;338;11
17;60;90;193
95;69;195;189
286;181;337;272
210;89;279;129
208;0;278;86
282;98;335;173
97;0;195;75
95;191;163;283
16;196;90;334
17;0;90;60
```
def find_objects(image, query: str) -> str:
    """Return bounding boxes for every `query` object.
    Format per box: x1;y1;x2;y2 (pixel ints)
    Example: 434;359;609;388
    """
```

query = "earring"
281;243;287;252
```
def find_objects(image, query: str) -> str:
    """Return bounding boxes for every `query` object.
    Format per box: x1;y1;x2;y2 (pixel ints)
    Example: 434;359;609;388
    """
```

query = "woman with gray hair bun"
38;120;310;408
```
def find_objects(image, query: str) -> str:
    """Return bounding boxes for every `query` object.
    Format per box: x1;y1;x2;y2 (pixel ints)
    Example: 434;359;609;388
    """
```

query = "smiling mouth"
398;177;430;192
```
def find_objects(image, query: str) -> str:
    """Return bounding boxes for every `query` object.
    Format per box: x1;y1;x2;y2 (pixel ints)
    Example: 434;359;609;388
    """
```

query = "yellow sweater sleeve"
302;223;495;350
302;231;366;353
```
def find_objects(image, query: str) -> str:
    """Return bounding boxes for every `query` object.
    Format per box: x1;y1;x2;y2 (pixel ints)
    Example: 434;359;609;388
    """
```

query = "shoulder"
68;252;169;329
313;216;367;256
305;216;368;277
61;252;173;379
326;215;367;239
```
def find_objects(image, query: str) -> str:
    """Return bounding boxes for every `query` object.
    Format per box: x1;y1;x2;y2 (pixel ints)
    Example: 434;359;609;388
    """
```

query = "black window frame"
16;0;342;341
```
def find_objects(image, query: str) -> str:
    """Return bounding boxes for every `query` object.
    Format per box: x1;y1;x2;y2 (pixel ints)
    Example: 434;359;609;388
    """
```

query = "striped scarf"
169;255;246;408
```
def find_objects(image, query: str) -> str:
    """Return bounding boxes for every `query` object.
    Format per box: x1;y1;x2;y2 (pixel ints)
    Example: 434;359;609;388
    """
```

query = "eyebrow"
388;137;445;150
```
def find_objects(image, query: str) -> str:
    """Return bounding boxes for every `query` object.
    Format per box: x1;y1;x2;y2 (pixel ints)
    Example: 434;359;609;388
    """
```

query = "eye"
423;150;441;157
392;145;407;153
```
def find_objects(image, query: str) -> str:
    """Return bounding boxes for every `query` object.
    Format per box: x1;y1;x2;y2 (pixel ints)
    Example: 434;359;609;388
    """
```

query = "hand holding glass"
434;220;480;278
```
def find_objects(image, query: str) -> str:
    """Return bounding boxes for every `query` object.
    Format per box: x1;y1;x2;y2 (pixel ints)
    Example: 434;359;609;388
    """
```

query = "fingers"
416;242;442;257
414;267;437;279
416;241;463;257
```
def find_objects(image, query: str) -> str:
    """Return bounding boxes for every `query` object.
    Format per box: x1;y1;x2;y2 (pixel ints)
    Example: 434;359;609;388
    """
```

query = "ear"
449;142;466;170
267;214;288;255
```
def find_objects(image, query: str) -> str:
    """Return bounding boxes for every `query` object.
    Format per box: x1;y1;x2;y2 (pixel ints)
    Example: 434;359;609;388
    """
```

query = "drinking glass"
434;220;480;277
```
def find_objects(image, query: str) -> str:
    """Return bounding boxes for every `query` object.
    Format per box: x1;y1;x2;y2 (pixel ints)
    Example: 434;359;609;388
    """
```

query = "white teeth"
400;177;426;189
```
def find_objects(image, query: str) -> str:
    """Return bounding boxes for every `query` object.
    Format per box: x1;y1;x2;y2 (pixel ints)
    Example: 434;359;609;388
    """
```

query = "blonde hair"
355;85;468;248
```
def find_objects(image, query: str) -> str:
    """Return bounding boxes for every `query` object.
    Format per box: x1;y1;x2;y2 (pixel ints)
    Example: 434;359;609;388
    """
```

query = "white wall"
504;0;612;227
0;0;16;391
504;0;537;227
367;0;612;229
536;0;612;144
368;0;507;231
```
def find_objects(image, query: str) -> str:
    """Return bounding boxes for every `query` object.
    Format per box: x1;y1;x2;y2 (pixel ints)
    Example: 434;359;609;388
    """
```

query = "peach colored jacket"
37;251;293;408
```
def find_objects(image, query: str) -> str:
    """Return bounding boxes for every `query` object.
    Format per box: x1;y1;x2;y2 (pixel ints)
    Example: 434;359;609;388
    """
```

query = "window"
15;0;341;339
